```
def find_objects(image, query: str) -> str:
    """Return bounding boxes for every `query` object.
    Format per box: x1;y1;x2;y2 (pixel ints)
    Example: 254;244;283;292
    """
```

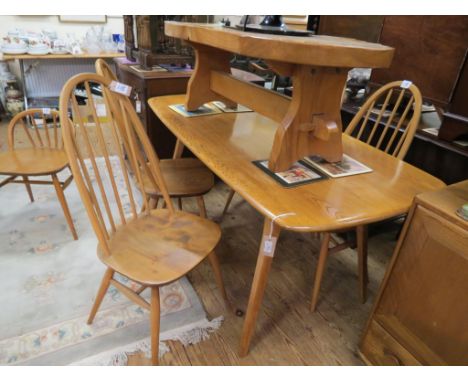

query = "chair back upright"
95;58;118;81
59;72;174;256
8;109;62;150
345;80;423;159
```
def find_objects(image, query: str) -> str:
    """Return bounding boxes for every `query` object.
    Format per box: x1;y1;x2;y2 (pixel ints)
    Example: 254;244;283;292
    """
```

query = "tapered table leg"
239;218;281;357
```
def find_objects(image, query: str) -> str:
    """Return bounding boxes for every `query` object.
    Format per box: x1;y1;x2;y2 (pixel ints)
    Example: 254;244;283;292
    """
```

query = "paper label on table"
262;236;277;257
109;80;132;97
400;80;412;89
42;108;51;115
135;100;142;113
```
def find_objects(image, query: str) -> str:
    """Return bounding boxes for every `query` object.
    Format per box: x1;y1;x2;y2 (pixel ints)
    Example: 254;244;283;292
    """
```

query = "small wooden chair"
95;58;215;216
310;80;423;311
0;109;77;240
59;72;227;365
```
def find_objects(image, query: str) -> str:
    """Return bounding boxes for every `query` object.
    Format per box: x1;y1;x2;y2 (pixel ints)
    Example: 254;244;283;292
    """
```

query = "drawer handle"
383;350;402;366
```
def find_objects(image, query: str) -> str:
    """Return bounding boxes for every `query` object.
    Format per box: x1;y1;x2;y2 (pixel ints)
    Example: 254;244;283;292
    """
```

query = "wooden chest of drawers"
360;181;468;365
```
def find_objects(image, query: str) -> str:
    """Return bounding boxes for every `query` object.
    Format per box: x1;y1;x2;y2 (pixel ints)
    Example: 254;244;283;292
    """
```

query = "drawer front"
360;319;421;366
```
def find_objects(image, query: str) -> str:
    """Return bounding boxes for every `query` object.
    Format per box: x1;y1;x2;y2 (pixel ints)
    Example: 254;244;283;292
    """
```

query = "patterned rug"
0;157;222;365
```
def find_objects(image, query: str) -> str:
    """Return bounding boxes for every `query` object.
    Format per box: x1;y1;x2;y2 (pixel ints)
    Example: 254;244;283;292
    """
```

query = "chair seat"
97;208;221;286
142;158;214;197
0;148;69;176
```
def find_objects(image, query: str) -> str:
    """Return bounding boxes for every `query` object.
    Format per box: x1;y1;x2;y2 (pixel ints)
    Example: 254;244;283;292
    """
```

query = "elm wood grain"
0;108;77;239
142;158;214;197
96;58;215;215
360;181;468;365
341;100;468;185
126;182;398;365
67;174;382;365
95;58;118;81
309;81;424;312
166;22;395;172
149;94;444;232
165;22;395;68
345;81;423;160
184;43;237;111
149;93;444;356
59;73;226;365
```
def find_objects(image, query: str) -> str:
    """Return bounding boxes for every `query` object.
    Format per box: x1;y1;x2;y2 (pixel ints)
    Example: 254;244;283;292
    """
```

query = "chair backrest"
95;58;117;81
8;108;62;150
59;72;173;255
344;80;422;159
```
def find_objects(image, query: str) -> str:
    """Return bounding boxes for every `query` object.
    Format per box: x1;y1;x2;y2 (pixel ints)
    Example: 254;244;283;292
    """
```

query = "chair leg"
22;176;34;202
52;173;78;240
356;225;368;304
222;189;235;216
310;232;331;312
196;196;207;218
207;250;229;306
87;268;114;324
150;287;160;366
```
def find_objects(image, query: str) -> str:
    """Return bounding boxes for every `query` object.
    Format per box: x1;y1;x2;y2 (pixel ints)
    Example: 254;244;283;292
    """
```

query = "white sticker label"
109;80;132;97
262;236;277;257
96;103;107;117
136;100;142;113
400;80;412;89
42;108;51;115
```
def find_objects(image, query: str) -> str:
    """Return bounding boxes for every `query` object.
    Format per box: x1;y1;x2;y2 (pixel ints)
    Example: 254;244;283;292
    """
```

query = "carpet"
0;157;222;365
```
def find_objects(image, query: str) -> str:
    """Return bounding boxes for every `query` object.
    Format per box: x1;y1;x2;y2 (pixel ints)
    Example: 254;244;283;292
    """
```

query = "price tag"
262;236;277;257
96;103;107;117
136;100;142;113
42;108;51;115
109;80;132;97
400;80;412;89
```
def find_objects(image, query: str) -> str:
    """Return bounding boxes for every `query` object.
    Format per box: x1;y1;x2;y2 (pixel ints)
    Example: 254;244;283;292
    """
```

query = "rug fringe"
71;316;224;366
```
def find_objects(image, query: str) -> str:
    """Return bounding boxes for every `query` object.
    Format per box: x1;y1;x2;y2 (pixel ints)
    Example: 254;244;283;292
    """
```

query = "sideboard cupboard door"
360;181;468;365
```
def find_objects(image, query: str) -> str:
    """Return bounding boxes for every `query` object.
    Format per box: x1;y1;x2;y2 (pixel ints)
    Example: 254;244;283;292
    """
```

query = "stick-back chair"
310;80;423;312
0;108;77;239
95;58;215;216
59;72;227;365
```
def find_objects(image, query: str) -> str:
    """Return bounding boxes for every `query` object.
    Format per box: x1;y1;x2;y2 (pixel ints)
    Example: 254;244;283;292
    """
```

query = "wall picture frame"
58;15;107;23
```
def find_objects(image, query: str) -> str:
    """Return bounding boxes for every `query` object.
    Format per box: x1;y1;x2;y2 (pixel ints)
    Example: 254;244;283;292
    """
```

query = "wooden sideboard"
114;57;192;158
360;181;468;365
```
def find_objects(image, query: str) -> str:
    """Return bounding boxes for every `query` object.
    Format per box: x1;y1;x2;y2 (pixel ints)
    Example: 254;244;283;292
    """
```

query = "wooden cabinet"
360;181;468;365
114;57;191;158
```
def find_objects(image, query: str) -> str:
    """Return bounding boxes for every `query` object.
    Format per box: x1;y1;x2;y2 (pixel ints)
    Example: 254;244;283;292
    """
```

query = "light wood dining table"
148;94;445;356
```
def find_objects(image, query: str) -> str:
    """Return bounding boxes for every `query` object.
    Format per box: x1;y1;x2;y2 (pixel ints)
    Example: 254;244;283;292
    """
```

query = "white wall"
0;15;124;38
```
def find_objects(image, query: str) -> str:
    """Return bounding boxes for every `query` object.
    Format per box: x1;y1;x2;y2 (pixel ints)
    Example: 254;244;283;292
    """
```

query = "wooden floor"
0;118;399;365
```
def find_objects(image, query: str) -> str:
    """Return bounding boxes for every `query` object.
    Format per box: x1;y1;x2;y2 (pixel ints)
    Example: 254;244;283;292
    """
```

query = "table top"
149;94;445;232
1;52;125;61
165;22;394;68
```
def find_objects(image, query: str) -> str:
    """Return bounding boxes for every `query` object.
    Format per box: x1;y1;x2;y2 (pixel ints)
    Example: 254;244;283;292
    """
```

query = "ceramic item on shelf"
51;38;68;55
1;46;28;54
5;85;22;99
27;42;50;55
6;98;24;116
1;36;28;54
